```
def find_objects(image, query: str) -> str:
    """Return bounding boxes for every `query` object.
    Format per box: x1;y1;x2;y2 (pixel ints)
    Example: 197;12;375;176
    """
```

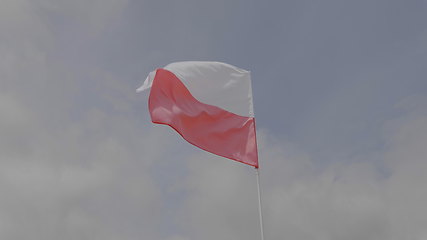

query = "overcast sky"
1;0;427;239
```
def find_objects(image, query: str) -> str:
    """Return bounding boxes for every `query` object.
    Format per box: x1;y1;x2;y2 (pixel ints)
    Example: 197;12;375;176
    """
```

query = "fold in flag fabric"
137;61;258;168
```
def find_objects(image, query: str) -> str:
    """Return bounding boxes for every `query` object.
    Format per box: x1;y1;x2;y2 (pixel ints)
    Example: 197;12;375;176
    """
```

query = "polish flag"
137;61;258;168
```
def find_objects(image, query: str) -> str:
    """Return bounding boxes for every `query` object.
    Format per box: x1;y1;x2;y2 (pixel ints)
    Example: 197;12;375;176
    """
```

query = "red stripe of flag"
149;69;258;168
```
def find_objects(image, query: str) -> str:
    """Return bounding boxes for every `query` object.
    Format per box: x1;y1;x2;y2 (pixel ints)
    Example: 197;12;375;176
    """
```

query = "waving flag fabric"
137;61;258;168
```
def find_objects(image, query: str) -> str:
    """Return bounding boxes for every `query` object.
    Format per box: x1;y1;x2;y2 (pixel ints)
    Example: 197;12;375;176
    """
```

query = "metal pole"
256;168;265;240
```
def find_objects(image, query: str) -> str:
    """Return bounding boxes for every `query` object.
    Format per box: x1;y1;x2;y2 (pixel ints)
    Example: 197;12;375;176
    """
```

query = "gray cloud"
1;0;427;239
171;99;426;240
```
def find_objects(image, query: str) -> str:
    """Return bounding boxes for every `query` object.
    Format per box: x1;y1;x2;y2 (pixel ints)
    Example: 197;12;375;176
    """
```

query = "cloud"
0;1;166;239
265;98;427;240
1;0;426;240
0;67;166;240
167;96;427;240
35;0;129;34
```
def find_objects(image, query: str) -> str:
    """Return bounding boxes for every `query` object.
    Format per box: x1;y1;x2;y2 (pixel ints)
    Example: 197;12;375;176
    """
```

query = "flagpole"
256;168;265;240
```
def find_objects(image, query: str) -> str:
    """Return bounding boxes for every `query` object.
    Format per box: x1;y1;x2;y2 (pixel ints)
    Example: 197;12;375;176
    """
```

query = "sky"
1;0;427;239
